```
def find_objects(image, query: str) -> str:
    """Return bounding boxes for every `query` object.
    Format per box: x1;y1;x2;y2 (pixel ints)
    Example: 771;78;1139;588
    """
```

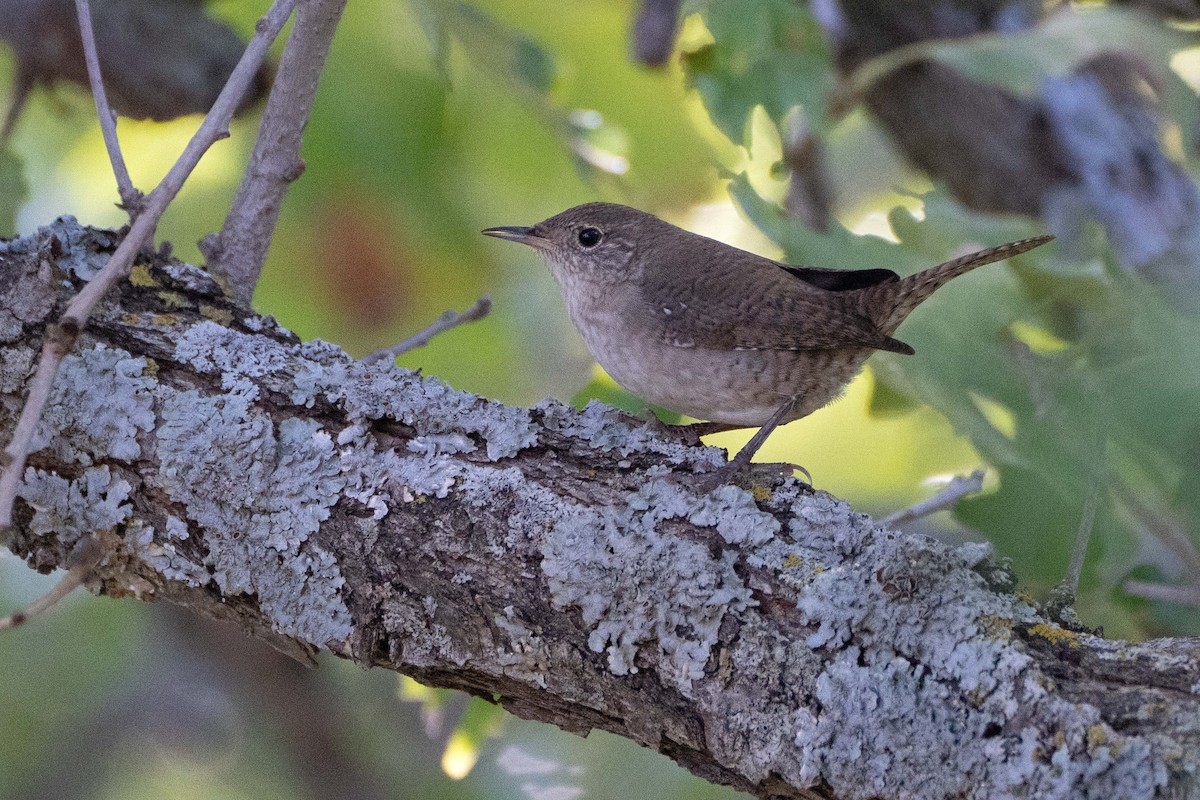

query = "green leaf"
874;190;1200;623
727;172;924;271
681;0;834;144
852;6;1197;100
0;147;27;237
416;0;558;96
865;374;920;417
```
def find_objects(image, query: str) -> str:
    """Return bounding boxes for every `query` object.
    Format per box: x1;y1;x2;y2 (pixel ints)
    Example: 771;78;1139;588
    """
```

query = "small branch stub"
363;296;493;364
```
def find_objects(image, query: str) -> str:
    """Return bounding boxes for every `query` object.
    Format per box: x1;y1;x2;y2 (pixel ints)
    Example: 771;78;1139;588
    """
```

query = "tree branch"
203;0;348;304
3;220;1199;800
73;0;139;211
0;0;295;540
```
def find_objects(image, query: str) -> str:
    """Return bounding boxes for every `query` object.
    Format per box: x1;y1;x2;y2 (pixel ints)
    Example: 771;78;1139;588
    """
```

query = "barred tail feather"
870;235;1054;335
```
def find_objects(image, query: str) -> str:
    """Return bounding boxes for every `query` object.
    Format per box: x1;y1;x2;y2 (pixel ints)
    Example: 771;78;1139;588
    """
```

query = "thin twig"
74;0;140;211
881;469;985;527
0;69;33;143
0;324;78;535
0;535;101;630
1123;580;1200;609
203;0;349;304
1061;458;1103;600
0;0;298;540
1113;482;1200;582
1044;431;1106;625
66;0;296;321
363;296;493;364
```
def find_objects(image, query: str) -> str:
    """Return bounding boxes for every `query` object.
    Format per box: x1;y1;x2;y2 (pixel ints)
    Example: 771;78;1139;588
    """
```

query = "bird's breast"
557;280;872;425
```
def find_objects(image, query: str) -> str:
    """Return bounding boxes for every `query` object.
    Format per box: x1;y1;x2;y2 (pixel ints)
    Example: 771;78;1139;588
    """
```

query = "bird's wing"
640;259;914;354
776;263;900;292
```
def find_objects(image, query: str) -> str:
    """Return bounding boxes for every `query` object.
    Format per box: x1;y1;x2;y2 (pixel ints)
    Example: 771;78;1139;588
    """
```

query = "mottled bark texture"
3;219;1199;800
823;0;1200;302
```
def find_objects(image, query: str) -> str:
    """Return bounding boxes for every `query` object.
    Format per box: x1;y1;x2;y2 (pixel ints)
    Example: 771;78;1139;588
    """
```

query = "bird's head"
483;202;658;286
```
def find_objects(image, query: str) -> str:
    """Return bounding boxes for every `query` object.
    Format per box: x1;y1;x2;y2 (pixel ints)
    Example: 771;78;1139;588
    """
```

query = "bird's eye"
577;227;602;248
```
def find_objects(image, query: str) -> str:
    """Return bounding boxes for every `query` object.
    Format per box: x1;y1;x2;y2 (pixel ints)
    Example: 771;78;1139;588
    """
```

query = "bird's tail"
867;235;1054;336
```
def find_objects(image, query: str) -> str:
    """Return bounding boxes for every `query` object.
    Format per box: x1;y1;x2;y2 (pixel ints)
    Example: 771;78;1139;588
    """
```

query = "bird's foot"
690;458;812;495
646;417;745;447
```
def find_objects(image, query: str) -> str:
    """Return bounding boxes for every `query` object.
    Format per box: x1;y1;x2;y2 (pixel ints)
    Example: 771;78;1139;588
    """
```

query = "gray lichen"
154;306;552;643
30;346;156;465
0;347;35;394
538;398;725;467
0;215;117;280
290;350;539;461
175;320;292;388
18;465;132;543
772;483;1180;799
156;389;351;644
494;605;551;688
124;516;210;587
637;481;780;546
337;425;462;504
541;481;757;687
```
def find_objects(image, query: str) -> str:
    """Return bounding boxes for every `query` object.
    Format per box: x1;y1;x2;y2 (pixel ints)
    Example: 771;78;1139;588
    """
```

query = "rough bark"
2;218;1199;800
201;0;348;304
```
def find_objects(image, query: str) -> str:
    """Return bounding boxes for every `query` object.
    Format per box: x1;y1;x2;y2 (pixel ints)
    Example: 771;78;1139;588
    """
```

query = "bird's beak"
481;225;552;250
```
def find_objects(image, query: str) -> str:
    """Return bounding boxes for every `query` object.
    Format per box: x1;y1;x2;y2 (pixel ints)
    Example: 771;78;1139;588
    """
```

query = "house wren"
483;202;1051;475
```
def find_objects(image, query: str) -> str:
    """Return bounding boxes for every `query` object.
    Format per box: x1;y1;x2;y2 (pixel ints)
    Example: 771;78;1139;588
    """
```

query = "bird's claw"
689;459;812;495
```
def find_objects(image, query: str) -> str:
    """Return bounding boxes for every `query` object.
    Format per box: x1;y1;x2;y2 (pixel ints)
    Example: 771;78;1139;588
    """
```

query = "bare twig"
203;0;349;304
1062;462;1103;598
66;0;296;321
881;469;985;527
0;323;79;537
0;569;88;629
1044;430;1105;625
0;0;298;540
0;69;33;143
1113;482;1200;582
0;535;101;630
73;0;140;211
363;296;493;364
1123;580;1200;608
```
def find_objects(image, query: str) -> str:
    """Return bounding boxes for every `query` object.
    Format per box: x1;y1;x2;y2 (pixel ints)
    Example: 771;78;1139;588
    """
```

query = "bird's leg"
727;395;800;471
693;396;810;492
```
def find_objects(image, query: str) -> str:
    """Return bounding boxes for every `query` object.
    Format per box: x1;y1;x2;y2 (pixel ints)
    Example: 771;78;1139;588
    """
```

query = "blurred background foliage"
2;0;1200;798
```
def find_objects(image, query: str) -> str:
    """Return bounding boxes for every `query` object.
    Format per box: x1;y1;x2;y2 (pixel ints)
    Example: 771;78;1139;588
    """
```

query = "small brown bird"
484;203;1051;477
